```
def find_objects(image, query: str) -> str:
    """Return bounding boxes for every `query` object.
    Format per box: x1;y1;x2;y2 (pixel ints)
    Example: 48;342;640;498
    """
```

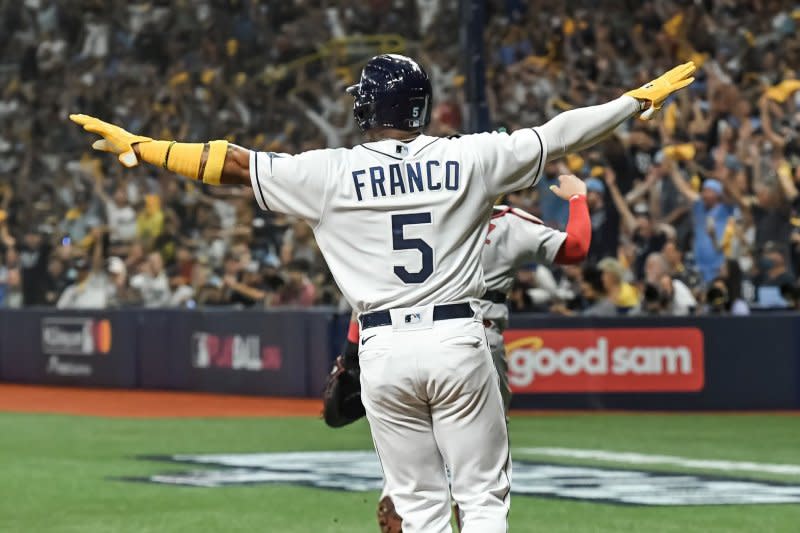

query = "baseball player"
481;175;591;409
324;174;591;532
71;55;694;532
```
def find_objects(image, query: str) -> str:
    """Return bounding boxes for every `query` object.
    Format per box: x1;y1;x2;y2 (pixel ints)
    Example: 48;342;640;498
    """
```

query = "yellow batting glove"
69;114;152;167
625;62;696;120
70;113;229;184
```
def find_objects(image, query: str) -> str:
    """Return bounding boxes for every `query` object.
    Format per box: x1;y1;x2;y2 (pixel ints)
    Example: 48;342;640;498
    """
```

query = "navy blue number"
392;213;433;283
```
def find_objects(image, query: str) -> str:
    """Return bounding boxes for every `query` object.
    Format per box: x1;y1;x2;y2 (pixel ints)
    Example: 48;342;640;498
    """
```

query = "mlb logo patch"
404;313;421;324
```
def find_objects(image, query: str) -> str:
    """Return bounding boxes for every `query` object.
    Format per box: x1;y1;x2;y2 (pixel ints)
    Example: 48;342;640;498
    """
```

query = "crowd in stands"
1;0;800;316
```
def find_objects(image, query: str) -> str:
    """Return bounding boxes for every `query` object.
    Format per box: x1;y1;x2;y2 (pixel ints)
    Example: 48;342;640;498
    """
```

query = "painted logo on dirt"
124;451;800;506
504;328;704;393
42;317;112;377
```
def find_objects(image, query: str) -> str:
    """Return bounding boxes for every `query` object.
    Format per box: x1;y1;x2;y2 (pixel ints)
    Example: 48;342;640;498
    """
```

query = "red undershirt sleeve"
341;320;360;366
554;195;592;265
347;320;359;344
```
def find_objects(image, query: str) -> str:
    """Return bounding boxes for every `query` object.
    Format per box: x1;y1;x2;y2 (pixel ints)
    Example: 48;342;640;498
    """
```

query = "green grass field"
0;412;798;532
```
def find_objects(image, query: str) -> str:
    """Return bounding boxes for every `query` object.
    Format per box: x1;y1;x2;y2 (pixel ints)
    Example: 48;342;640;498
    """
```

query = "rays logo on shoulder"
122;451;800;506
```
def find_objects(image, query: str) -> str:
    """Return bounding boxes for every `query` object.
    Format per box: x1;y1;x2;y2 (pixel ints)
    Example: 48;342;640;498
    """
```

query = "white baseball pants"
485;324;512;412
359;303;511;533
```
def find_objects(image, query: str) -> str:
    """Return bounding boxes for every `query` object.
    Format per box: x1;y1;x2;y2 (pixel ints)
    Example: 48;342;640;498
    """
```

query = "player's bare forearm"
220;145;252;185
131;142;252;186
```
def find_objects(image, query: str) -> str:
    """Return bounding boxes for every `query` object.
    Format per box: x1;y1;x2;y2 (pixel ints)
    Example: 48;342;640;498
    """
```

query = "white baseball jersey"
480;205;566;330
250;130;547;312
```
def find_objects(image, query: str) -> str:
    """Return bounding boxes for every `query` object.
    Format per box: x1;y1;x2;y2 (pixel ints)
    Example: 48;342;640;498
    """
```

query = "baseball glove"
376;496;463;533
377;496;403;533
322;354;366;428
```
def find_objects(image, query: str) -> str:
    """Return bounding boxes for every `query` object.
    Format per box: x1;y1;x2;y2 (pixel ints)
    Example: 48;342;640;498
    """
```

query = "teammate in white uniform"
71;54;695;533
481;181;591;410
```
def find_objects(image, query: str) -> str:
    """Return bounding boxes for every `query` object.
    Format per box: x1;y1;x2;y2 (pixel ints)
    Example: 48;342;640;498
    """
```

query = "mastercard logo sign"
93;319;112;354
41;317;113;356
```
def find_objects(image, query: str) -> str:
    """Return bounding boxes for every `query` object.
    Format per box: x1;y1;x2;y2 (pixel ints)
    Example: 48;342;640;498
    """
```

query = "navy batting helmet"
346;54;432;133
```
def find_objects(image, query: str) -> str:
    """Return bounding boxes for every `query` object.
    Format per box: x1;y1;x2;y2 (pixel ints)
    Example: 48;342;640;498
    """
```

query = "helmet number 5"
412;107;420;118
392;212;433;284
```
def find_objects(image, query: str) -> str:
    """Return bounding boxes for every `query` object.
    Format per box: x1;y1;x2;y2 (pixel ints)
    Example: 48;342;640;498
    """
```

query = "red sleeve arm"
342;319;360;366
554;195;591;265
347;320;359;344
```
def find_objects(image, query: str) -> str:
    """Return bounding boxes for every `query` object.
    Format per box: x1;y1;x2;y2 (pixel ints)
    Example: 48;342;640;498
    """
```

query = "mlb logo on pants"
405;313;421;324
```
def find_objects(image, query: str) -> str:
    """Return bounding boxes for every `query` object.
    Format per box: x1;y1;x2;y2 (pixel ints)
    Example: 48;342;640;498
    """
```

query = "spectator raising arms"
2;1;800;314
129;252;171;308
57;228;114;309
669;166;737;284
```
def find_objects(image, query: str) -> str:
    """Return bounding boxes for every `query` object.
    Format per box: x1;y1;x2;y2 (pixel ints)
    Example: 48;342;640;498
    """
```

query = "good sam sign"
504;328;704;393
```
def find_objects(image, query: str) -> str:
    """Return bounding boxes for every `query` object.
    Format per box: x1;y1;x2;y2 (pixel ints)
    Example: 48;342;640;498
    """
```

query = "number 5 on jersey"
392;213;433;284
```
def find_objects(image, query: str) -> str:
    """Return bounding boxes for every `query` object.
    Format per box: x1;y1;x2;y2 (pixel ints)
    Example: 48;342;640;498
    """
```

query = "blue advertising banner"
137;309;328;397
306;310;339;398
0;309;796;409
0;310;138;387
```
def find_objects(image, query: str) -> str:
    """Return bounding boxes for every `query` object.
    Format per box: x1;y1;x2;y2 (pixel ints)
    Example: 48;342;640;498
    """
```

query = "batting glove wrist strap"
140;140;228;184
138;140;203;179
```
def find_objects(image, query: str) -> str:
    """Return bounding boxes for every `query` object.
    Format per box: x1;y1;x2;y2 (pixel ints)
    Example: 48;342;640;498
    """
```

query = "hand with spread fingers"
625;62;696;119
69;114;152;167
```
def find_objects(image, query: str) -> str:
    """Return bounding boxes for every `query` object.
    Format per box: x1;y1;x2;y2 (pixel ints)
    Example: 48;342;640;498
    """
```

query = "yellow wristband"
137;140;203;179
136;140;171;170
202;140;228;185
136;139;227;183
165;142;204;178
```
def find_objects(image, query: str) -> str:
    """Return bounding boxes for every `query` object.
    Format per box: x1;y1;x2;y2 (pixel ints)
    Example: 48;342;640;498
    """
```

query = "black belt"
482;290;507;304
360;303;474;330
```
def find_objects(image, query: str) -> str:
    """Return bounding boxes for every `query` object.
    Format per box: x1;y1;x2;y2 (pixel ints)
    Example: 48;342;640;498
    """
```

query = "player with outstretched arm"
324;174;591;532
71;55;693;533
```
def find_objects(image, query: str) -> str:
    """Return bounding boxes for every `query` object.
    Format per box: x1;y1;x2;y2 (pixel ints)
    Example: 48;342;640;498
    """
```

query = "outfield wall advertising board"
137;310;332;396
505;328;705;393
506;315;799;410
0;310;797;409
0;310;137;387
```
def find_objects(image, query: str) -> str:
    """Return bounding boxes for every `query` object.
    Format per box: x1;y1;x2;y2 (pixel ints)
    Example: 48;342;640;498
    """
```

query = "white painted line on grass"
513;447;800;476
